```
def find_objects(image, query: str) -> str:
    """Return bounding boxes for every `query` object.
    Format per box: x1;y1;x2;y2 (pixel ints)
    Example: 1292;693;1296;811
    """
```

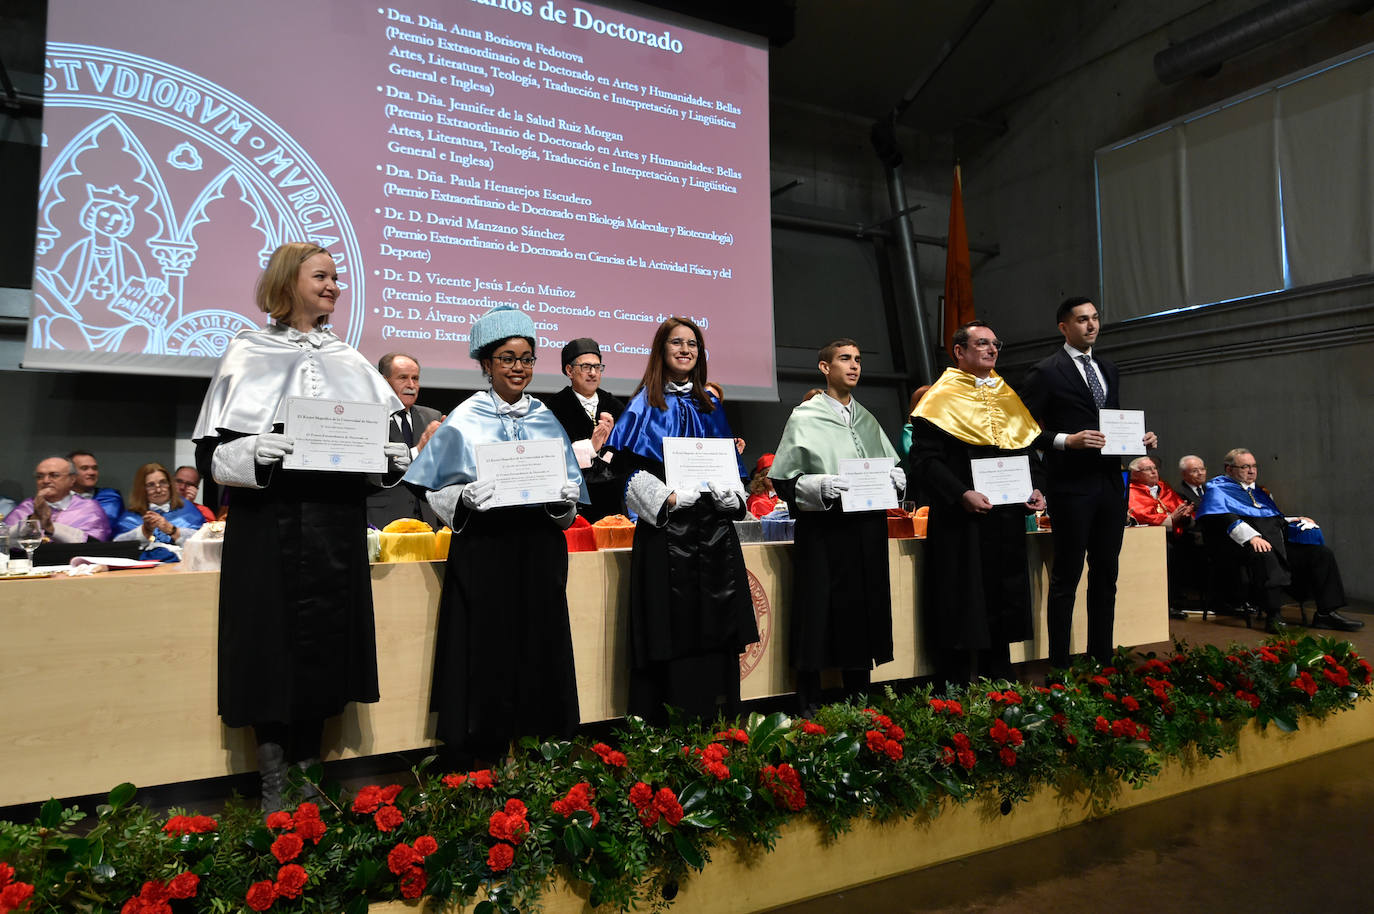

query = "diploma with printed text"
970;455;1033;505
282;398;387;473
1099;408;1147;456
475;438;567;508
663;436;745;493
838;456;897;512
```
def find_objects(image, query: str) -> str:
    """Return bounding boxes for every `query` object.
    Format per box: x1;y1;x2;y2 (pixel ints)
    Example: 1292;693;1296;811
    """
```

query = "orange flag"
943;164;975;355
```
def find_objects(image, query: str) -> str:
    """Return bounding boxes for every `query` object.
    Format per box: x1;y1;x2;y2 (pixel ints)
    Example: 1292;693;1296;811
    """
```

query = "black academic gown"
908;418;1044;676
614;450;758;725
771;477;892;672
212;442;379;728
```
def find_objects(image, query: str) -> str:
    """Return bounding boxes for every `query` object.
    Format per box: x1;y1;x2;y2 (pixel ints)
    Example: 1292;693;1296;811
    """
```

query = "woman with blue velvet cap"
111;462;206;562
404;304;585;764
607;316;758;725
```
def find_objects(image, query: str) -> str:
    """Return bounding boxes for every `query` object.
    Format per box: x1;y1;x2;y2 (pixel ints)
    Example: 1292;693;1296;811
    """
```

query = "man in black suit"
366;352;443;528
540;338;625;521
1022;297;1157;668
1178;455;1207;507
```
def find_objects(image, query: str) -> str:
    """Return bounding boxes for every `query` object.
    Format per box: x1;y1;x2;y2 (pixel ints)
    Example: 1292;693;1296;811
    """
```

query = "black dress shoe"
1169;608;1187;620
1265;616;1285;635
1310;611;1365;631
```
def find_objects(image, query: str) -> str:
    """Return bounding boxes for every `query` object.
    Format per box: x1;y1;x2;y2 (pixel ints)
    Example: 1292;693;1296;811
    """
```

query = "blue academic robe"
112;501;206;562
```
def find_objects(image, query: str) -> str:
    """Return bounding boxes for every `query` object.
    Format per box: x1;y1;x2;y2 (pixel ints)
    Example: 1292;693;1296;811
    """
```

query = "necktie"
398;411;414;448
1244;485;1260;508
1079;355;1106;408
496;398;529;418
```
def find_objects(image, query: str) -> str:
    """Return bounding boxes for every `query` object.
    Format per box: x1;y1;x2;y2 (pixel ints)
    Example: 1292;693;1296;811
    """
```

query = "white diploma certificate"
662;437;745;493
970;455;1033;505
282;398;387;473
1099;408;1147;456
475;438;567;508
838;457;897;512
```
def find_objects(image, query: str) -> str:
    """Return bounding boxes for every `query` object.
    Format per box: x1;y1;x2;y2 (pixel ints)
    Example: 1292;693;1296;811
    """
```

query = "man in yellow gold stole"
908;321;1045;685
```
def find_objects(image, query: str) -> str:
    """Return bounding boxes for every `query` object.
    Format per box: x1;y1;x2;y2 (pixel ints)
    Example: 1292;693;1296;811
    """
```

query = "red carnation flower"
1323;666;1351;688
956;748;976;770
264;811;293;830
885;724;905;741
487;843;514;872
653;787;684;826
628;782;653;809
591;742;628;767
374;805;404;832
167;873;199;900
999;747;1017;767
989;719;1011;744
274;864;307;900
801;721;827;735
245;880;276;912
715;727;748;743
442;772;468;788
0;862;13;883
1122;696;1140;712
399;865;426;900
388;842;423;875
414;835;438;857
270;832;303;863
469;769;497;789
952;732;971;750
1103;692;1118;703
294;814;326;844
1008;727;1023;747
1292;671;1318;697
1094;716;1111;734
883;739;903;760
865;730;887;753
1;882;35;912
941;745;956;766
352;784;383;814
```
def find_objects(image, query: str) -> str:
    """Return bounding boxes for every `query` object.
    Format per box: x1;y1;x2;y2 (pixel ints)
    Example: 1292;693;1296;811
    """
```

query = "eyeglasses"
572;363;604;373
667;338;698;349
492;354;537;367
145;480;171;491
966;338;1004;350
1229;463;1258;471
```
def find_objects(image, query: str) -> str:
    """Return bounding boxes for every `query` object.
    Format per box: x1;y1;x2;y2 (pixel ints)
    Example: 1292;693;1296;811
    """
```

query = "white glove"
820;475;850;500
708;482;742;511
460;478;497;511
670;487;701;511
384;441;412;471
254;433;294;466
890;466;906;494
559;480;580;505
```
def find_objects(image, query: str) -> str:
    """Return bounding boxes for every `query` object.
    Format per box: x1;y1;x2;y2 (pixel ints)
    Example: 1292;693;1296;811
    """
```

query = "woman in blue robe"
607;316;758;725
404;304;585;764
112;462;206;562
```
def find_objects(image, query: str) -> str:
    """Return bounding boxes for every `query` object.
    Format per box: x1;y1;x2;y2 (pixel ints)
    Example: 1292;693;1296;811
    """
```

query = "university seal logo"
33;43;363;358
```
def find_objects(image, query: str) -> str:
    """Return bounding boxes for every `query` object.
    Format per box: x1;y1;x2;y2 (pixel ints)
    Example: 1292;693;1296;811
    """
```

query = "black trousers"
1046;475;1126;668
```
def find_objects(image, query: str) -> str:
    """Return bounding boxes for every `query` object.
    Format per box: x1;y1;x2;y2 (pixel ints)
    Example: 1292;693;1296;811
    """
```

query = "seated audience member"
68;449;124;522
1126;456;1193;619
1178;455;1207;506
173;465;217;521
4;456;112;542
746;453;779;518
113;462;207;561
1196;448;1361;632
541;338;625;522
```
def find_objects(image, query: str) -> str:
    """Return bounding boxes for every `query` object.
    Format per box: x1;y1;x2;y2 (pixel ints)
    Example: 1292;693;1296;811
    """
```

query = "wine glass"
16;518;43;573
